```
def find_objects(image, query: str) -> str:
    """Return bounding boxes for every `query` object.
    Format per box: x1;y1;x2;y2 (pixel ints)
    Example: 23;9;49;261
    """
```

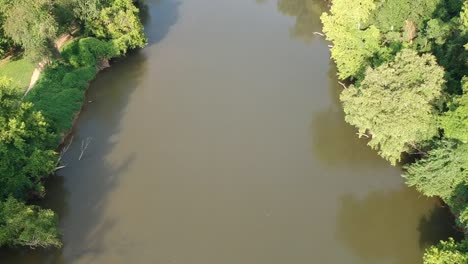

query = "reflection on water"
277;0;327;42
310;65;386;167
141;0;180;46
337;189;460;264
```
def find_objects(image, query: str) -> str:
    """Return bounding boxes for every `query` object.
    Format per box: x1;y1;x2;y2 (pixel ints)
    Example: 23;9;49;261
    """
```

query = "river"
0;0;458;263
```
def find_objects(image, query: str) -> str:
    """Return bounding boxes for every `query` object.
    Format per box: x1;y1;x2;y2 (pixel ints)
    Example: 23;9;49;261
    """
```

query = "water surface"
1;0;457;263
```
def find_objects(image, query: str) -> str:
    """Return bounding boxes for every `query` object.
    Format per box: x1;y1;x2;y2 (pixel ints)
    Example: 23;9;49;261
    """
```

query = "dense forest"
321;0;468;262
0;0;146;248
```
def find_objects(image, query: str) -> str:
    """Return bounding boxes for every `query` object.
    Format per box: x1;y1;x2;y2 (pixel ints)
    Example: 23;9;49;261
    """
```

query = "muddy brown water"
0;0;459;263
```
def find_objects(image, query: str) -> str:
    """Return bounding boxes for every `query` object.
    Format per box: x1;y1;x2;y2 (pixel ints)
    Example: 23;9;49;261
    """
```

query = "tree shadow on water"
418;183;468;249
141;0;181;46
418;202;463;250
336;188;458;264
310;65;387;169
276;0;328;43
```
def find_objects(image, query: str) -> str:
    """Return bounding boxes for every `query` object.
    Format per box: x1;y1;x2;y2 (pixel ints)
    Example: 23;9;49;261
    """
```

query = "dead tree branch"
338;81;348;89
79;137;92;161
59;135;74;162
54;165;67;171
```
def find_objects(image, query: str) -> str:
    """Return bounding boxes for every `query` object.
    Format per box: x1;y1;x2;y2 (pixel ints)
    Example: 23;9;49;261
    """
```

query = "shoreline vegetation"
321;0;468;262
0;0;467;262
0;0;146;248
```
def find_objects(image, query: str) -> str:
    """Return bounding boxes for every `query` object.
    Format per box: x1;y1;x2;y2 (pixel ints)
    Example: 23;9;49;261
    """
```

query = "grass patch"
0;55;35;90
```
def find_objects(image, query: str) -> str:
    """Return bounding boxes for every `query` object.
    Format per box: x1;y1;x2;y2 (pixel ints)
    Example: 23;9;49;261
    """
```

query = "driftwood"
338;81;347;89
60;135;74;158
357;132;370;138
54;165;66;171
408;142;427;157
54;135;74;170
313;32;325;37
79;137;92;160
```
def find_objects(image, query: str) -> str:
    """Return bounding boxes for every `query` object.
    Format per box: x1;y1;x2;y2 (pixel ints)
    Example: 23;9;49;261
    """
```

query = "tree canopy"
340;49;445;164
320;0;468;260
404;141;468;201
0;0;58;62
86;0;147;52
321;0;381;79
0;78;56;200
423;238;468;264
441;78;468;143
0;197;61;248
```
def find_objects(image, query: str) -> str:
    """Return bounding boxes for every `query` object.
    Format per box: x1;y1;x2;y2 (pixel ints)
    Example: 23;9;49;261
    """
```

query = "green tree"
0;0;58;62
0;197;61;248
371;0;444;34
424;238;468;264
73;0;103;32
87;0;146;53
341;49;445;164
462;1;468;31
441;77;468;142
0;13;14;58
52;0;76;34
404;141;468;200
420;2;468;95
321;0;381;79
0;78;56;199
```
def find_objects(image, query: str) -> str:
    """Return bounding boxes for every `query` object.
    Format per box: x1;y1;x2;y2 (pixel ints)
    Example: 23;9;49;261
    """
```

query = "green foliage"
25;65;86;134
87;0;147;53
323;0;468;262
27;37;120;134
425;18;454;45
0;197;61;248
372;0;445;34
0;0;147;250
441;78;468;142
404;141;468;200
404;140;468;232
72;0;103;34
0;0;58;62
462;1;468;30
320;0;381;79
0;29;13;59
424;238;468;264
0;4;14;58
0;78;56;200
341;49;445;164
61;37;120;68
414;1;468;94
52;0;76;34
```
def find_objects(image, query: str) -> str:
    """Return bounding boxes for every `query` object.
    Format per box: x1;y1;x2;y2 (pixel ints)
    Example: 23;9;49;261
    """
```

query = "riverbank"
321;0;468;262
0;0;148;249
